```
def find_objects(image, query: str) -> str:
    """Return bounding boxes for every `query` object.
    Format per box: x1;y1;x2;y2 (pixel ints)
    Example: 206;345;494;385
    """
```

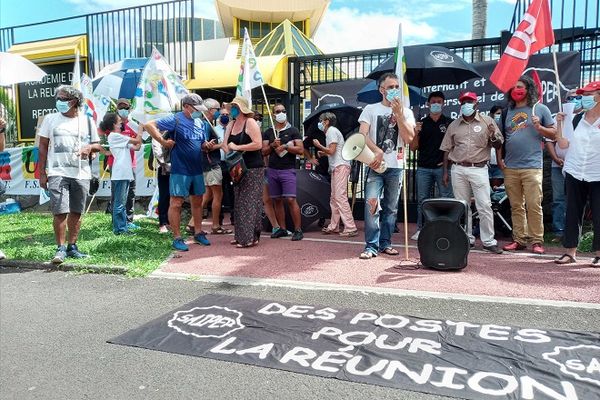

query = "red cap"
458;92;478;102
575;81;600;94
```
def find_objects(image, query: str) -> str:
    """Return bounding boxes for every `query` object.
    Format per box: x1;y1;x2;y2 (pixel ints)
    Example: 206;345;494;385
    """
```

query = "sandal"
230;239;238;245
381;247;399;256
591;256;600;268
212;226;233;234
359;251;376;260
339;230;358;237
236;242;256;248
322;227;337;234
554;254;576;264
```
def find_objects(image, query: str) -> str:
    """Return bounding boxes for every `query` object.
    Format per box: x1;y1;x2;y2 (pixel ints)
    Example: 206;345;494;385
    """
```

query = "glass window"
239;19;249;37
203;19;215;40
250;21;260;38
294;20;304;34
260;22;271;37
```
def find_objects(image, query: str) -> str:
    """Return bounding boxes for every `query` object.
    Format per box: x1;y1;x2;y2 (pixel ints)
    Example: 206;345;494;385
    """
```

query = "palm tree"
472;0;488;62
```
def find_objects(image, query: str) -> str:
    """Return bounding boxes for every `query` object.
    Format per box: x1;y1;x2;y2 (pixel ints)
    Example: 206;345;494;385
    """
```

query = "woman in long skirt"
224;96;265;248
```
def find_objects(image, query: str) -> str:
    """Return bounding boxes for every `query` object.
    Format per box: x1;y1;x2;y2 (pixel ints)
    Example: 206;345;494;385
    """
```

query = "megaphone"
342;133;387;173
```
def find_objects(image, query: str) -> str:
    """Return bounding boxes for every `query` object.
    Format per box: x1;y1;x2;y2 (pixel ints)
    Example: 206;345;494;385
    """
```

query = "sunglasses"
274;109;286;114
118;106;131;110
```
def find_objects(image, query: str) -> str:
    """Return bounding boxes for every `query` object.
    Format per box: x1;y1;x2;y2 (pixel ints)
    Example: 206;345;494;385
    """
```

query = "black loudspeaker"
418;199;470;270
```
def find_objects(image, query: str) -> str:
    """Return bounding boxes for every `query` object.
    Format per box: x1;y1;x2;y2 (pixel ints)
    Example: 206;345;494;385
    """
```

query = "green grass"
0;212;174;277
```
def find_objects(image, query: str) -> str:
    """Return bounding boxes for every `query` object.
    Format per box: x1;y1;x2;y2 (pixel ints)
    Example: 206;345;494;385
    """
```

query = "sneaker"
482;244;503;254
291;230;304;241
271;226;280;235
159;225;169;234
52;246;67;264
127;222;140;230
410;230;420;241
66;244;89;259
172;238;189;251
270;228;289;238
531;243;545;254
0;250;5;260
502;241;526;251
193;233;211;246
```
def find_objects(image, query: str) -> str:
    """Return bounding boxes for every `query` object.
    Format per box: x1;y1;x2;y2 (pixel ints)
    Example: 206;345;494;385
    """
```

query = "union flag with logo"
490;0;555;92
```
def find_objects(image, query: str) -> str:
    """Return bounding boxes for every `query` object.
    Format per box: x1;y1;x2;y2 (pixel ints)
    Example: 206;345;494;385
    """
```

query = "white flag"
72;50;81;90
81;73;110;124
394;24;411;109
129;47;189;125
236;28;264;108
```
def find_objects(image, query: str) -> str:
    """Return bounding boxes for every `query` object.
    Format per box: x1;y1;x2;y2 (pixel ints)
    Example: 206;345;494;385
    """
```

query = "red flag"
490;0;554;92
529;69;543;102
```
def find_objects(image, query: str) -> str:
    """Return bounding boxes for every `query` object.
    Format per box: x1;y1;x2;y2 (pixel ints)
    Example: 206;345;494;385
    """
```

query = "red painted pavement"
161;221;600;303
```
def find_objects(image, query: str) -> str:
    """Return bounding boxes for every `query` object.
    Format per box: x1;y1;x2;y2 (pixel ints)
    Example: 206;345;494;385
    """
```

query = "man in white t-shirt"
357;72;416;259
38;85;103;264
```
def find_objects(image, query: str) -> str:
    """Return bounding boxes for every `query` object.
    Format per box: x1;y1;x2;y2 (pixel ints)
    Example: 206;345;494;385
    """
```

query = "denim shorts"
169;174;206;197
488;164;504;179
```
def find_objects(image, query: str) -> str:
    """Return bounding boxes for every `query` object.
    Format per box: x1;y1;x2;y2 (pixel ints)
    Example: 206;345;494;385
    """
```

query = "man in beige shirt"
440;92;503;254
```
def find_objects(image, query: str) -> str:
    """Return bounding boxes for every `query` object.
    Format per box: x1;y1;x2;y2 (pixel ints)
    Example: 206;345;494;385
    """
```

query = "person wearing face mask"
554;81;600;267
409;90;454;241
105;98;139;229
263;103;305;241
38;85;104;264
440;92;504;254
145;93;215;251
500;75;556;255
488;105;505;189
357;72;416;260
543;90;582;243
198;99;232;235
312;112;357;237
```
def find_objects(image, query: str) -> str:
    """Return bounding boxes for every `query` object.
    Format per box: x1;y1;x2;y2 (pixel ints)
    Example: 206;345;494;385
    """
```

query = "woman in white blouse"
554;81;600;267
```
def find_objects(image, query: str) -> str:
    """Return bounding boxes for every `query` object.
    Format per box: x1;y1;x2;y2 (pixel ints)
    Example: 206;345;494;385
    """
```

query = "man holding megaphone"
355;72;416;260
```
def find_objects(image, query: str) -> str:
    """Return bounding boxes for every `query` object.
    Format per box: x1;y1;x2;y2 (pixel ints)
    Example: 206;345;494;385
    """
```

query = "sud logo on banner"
110;294;600;400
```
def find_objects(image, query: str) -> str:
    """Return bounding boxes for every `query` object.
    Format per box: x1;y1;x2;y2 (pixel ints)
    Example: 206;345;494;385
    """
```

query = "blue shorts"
488;164;504;179
169;174;206;197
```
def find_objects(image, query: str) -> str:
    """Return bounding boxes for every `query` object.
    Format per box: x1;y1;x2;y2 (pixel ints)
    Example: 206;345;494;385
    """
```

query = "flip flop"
591;256;600;268
554;254;576;264
359;251;376;260
339;230;358;237
381;247;399;256
321;227;337;234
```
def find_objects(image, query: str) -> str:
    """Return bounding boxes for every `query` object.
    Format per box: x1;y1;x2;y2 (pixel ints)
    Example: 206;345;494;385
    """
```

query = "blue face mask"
385;88;400;102
317;121;325;131
214;110;220;120
231;107;240;119
117;109;129;118
494;114;502;123
56;99;71;113
219;115;230;125
569;97;582;110
461;103;475;117
581;95;597;111
430;103;442;114
191;111;202;119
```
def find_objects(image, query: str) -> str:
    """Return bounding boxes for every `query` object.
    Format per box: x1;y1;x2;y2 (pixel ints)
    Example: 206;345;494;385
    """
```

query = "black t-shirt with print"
264;126;302;170
417;114;453;168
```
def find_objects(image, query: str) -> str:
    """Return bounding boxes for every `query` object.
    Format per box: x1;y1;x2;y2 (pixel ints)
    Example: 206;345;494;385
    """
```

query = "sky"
0;0;586;53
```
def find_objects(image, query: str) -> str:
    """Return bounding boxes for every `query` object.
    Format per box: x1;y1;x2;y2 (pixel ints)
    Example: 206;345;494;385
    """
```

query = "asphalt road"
1;267;599;400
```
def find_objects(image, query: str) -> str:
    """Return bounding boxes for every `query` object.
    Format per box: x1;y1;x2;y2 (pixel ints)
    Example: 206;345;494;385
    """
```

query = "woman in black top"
224;97;265;248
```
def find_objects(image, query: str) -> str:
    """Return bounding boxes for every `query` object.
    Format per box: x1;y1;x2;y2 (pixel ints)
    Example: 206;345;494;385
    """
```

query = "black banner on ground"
110;294;600;399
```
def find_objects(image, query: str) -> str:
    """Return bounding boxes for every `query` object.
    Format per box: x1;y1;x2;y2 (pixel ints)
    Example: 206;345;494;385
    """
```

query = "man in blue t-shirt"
145;93;216;251
500;75;556;255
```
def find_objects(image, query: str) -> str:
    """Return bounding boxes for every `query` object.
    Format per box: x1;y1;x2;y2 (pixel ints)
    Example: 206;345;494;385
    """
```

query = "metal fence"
0;0;195;78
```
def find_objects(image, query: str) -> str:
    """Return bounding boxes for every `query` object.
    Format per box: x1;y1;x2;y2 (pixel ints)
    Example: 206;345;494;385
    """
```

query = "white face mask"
275;112;287;124
461;103;475;117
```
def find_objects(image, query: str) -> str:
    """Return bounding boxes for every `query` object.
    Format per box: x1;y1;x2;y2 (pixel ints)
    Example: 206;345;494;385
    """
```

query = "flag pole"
259;84;277;138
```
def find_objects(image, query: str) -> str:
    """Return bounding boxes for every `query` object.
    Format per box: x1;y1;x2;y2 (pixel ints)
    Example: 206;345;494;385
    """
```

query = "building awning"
185;55;288;91
8;35;87;63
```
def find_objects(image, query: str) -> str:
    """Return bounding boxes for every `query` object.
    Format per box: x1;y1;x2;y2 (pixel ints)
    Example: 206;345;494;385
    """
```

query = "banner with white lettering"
109;295;599;399
0;144;157;197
